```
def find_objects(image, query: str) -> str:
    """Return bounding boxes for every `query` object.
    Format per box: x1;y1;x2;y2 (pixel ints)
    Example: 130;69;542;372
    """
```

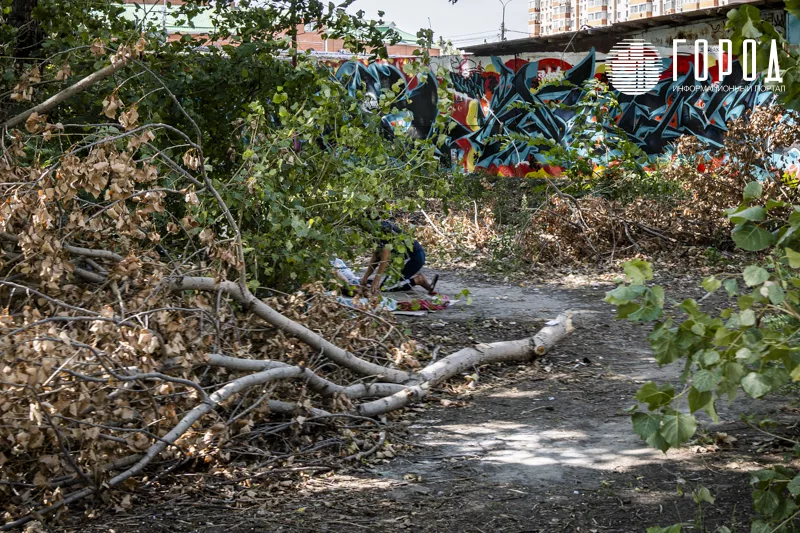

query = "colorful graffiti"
333;59;439;140
331;49;776;176
448;49;774;176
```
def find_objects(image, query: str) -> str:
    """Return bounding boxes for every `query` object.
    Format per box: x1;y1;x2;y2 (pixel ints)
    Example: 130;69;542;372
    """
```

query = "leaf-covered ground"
64;269;798;532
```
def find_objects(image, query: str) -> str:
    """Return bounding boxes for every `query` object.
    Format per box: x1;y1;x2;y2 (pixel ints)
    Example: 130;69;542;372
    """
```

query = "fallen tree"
0;51;574;530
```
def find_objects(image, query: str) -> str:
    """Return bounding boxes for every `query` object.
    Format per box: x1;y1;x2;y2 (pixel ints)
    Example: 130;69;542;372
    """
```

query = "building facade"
120;1;438;56
529;0;732;36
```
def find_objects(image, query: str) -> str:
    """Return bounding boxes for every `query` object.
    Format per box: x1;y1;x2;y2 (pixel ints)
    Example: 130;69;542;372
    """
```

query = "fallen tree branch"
172;277;412;384
356;312;575;417
1;232;124;262
1;312;575;529
208;353;406;399
2;56;131;130
345;430;386;461
420;207;447;240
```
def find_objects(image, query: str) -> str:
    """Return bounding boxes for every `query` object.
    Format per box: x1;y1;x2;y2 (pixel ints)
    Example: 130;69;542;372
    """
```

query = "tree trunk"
9;0;42;58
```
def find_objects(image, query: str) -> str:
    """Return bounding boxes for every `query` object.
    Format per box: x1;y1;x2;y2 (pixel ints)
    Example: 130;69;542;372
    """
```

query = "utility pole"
498;0;515;41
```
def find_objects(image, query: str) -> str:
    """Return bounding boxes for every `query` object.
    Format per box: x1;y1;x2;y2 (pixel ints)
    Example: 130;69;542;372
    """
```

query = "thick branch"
2;57;131;130
173;277;412;383
356;313;574;417
208;353;405;399
0;313;574;529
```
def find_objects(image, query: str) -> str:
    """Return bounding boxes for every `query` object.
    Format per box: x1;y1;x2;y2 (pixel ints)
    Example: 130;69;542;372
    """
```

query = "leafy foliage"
0;0;452;525
725;3;800;108
1;0;451;288
606;178;800;530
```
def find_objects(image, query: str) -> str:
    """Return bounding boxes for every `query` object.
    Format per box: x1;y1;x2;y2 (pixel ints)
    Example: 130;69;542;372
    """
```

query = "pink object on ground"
397;294;451;312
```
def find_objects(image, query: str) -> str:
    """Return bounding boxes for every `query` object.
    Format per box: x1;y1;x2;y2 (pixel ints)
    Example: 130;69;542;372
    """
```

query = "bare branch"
173;278;412;383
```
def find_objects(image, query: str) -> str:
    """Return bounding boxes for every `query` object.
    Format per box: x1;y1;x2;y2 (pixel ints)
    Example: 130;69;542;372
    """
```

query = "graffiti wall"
332;58;439;140
328;41;783;177
446;50;775;176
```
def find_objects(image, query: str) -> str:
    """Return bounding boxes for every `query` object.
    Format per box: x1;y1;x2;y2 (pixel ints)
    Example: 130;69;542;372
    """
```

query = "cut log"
356;312;575;417
533;312;574;355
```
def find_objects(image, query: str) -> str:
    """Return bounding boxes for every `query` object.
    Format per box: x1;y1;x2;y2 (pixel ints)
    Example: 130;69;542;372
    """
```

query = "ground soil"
64;268;799;533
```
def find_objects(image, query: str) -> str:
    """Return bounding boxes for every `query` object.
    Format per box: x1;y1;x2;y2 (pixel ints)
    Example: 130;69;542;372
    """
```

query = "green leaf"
764;367;790;390
646;526;681;533
649;328;682;365
786;248;800;268
741;19;763;39
750;521;772;533
635;382;675;410
616;302;640;319
688;386;712;413
736;347;756;363
702;396;719;423
744;181;763;200
725;362;746;384
623;259;653;285
753;489;780;516
632;412;661;439
698;350;721;367
739;295;756;310
743;265;770;286
604;284;644;305
646;430;671;453
766;199;790;211
660;412;697;447
728;206;766;224
723;278;739;297
740;309;756;327
741;372;773;398
692;486;715;504
751;468;781;483
701;276;722;293
732;222;775;251
693;369;722;392
767;283;785;305
787;474;800;495
627;286;664;322
690;322;706;336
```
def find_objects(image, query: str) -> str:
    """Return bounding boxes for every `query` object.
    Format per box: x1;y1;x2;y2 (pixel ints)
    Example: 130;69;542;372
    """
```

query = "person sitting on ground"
360;216;439;296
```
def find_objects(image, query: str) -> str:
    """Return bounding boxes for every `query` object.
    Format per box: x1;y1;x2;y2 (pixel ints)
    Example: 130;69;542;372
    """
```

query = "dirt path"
73;270;790;532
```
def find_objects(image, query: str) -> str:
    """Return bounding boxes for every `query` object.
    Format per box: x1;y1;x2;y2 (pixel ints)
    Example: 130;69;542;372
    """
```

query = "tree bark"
356;313;574;417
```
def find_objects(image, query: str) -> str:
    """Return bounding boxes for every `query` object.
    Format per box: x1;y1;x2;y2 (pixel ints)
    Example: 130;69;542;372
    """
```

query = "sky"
348;0;530;47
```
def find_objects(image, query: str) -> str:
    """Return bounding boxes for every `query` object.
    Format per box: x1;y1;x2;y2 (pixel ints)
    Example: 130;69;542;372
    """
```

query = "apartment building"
529;0;730;36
